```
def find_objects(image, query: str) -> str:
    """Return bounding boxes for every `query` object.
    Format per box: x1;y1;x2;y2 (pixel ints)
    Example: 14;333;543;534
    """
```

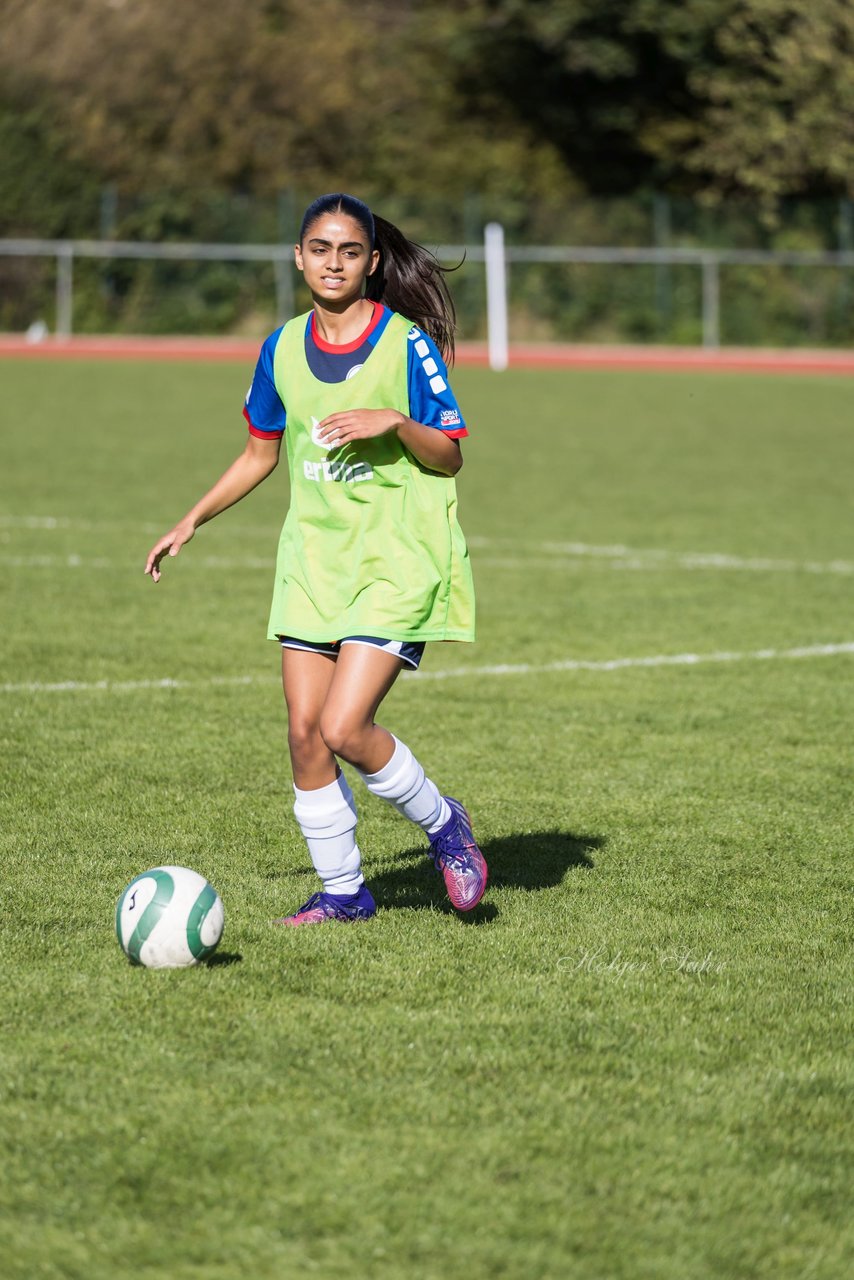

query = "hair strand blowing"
366;215;459;366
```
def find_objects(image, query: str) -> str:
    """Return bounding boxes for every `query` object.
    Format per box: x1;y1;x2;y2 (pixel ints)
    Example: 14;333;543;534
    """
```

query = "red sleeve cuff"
243;405;283;439
441;426;468;439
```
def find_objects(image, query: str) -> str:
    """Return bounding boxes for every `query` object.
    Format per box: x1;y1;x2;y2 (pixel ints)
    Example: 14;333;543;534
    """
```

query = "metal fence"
2;233;854;363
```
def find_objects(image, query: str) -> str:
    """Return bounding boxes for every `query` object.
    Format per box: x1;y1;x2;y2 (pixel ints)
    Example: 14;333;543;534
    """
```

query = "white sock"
293;773;363;896
359;736;451;836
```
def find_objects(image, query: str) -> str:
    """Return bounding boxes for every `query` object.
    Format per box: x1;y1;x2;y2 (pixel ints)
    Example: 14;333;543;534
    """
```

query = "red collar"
310;301;384;354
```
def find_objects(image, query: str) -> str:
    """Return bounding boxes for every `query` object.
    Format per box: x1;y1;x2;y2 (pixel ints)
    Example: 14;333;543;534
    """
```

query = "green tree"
434;0;854;202
2;0;852;238
680;0;854;203
0;0;572;219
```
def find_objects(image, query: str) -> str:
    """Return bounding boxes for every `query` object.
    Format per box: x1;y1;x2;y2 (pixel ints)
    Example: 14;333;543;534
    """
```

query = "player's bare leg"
276;646;375;925
317;641;405;774
324;643;488;911
281;646;338;790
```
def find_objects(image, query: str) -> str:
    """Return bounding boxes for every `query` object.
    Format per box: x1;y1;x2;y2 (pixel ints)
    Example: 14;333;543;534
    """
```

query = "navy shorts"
278;634;426;671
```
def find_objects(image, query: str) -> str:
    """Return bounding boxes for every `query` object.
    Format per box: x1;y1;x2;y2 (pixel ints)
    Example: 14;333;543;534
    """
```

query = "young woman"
145;193;486;925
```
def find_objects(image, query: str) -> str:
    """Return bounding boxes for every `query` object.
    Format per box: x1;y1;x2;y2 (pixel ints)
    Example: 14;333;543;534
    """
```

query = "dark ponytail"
365;216;457;365
300;194;458;364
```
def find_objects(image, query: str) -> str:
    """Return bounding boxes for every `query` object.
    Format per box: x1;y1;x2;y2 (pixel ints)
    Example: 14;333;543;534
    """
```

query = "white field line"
2;518;852;576
0;515;265;535
467;538;854;576
3;642;853;696
0;516;77;529
4;547;854;576
0;553;274;570
413;642;854;680
475;554;854;575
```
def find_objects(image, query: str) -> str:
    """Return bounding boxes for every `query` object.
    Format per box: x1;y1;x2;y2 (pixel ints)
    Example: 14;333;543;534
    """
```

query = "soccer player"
145;193;487;925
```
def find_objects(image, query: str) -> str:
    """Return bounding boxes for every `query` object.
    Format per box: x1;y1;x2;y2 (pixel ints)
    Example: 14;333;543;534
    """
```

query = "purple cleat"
429;798;488;912
274;885;376;927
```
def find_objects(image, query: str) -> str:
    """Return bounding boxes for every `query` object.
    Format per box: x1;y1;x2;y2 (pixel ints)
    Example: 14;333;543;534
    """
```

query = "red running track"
2;334;854;375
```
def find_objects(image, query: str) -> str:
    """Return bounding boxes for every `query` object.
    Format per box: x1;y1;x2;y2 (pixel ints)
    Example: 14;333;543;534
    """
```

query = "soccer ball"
115;865;224;969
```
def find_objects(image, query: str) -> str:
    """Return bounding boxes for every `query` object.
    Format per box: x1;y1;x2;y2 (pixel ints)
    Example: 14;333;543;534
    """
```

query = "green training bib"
267;311;475;644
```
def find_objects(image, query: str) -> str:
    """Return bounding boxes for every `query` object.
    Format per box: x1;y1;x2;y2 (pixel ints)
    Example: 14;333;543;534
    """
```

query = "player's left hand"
315;408;405;449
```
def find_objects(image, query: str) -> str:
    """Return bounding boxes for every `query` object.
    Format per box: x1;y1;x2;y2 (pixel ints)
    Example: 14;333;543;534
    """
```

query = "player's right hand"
144;520;196;583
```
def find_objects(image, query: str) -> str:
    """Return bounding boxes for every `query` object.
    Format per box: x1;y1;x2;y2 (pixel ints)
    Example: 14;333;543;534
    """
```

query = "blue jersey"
243;302;467;440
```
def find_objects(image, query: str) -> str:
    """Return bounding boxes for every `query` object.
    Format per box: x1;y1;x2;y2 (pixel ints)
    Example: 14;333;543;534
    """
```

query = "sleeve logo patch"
440;409;461;427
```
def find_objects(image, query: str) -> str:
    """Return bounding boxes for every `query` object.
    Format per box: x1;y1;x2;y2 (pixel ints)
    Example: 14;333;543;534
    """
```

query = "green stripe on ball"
117;868;175;965
186;881;220;960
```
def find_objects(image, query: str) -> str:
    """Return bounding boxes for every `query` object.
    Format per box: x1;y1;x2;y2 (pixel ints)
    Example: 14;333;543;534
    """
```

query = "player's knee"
318;710;366;764
287;716;326;771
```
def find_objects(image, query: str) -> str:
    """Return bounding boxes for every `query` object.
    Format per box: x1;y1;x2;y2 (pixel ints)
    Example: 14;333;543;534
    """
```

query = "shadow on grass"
371;830;602;923
206;950;243;967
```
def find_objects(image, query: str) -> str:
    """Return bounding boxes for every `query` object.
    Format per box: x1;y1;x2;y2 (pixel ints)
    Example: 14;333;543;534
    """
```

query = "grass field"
1;357;852;1279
